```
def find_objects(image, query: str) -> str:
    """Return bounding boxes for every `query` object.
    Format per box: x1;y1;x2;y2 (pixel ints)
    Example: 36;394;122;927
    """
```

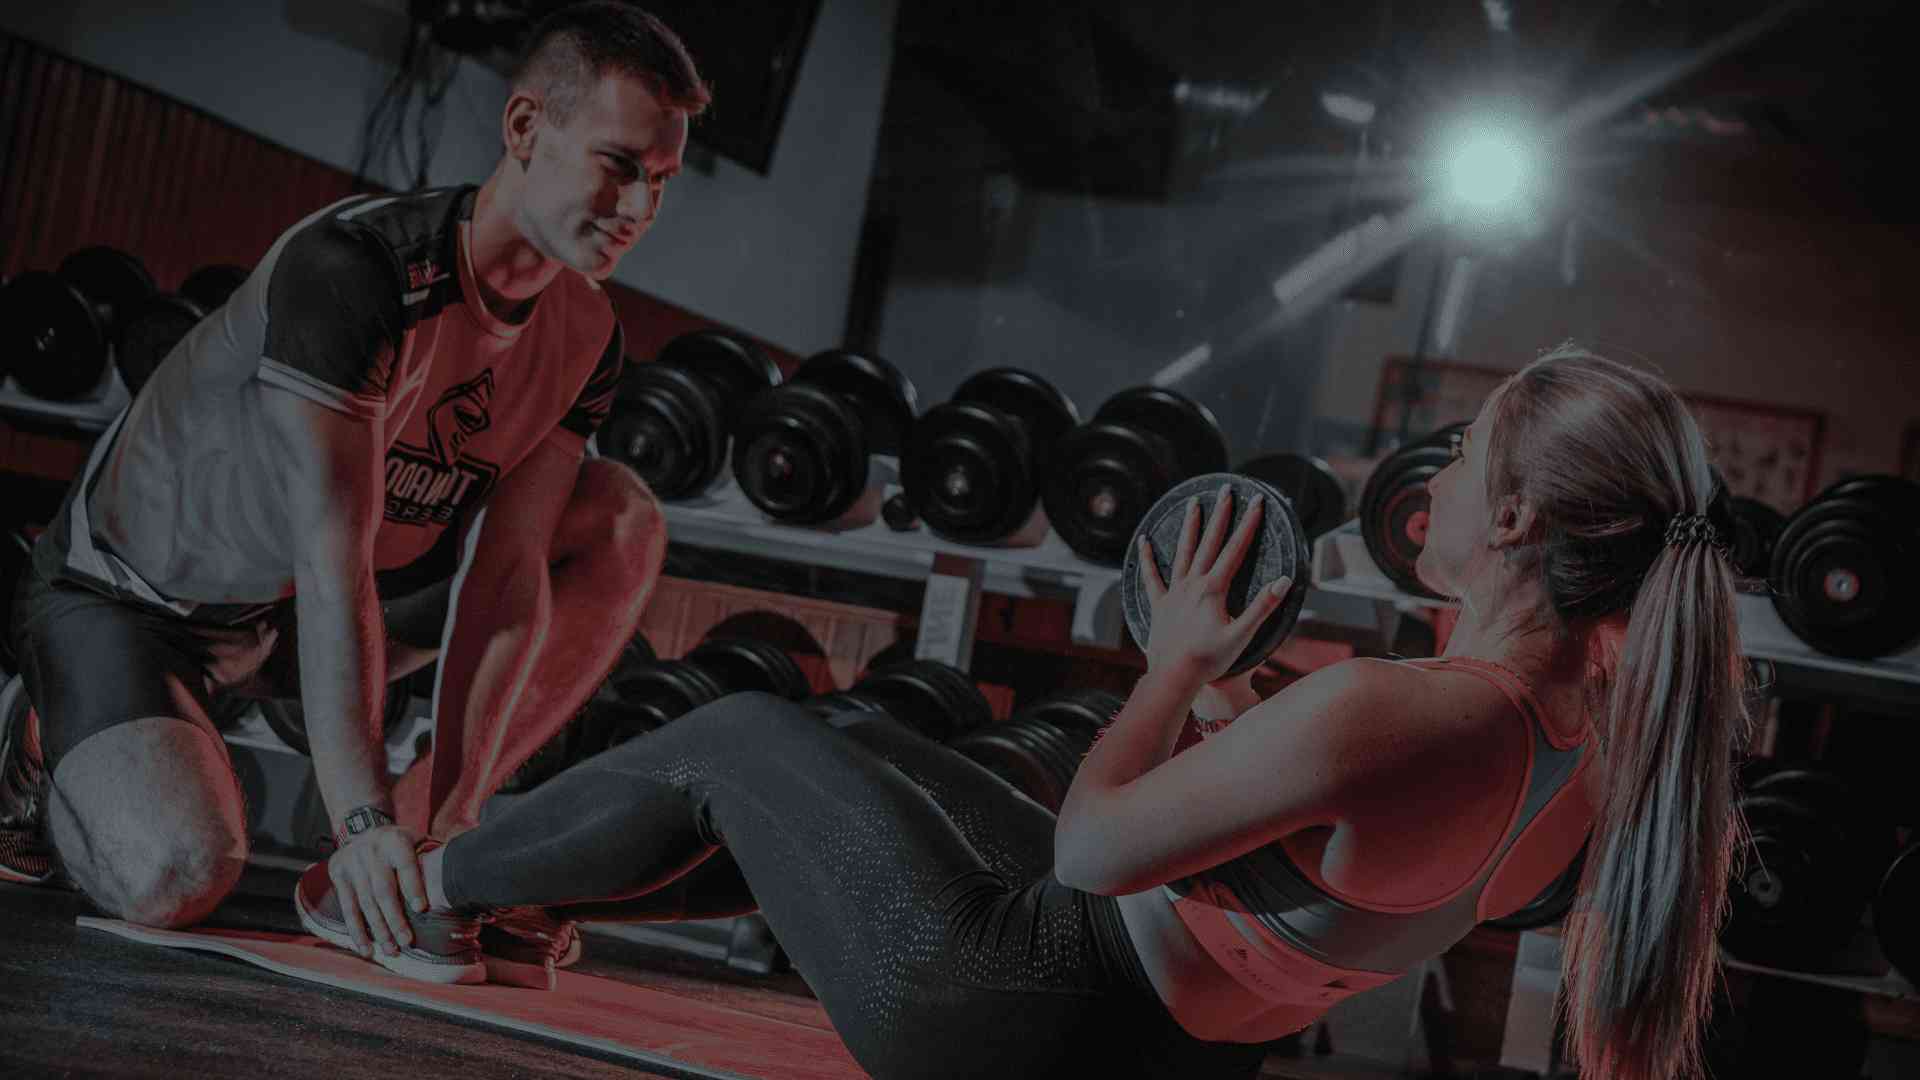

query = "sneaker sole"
294;884;485;985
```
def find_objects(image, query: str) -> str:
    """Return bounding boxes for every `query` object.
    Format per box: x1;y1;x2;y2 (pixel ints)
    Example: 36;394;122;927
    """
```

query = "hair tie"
1664;513;1729;559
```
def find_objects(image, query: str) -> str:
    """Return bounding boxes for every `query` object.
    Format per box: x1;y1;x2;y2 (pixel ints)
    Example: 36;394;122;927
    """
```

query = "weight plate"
994;720;1072;811
1236;453;1349;541
1485;842;1588;931
1727;496;1787;582
903;401;1034;543
57;246;157;327
608;660;728;743
1013;689;1122;741
1768;477;1920;659
179;263;249;312
1093;386;1230;482
607;363;725;498
1120;472;1311;678
949;728;1056;808
608;632;658;687
0;272;109;401
952;367;1081;468
115;294;206;396
733;382;871;524
1043;420;1183;566
1723;793;1866;967
1357;423;1467;600
793;349;919;458
687;636;811;700
855;659;993;741
658;330;782;429
1875;843;1920;987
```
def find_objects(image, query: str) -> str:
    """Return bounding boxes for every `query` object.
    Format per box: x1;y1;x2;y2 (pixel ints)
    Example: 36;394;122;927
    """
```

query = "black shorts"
9;523;460;775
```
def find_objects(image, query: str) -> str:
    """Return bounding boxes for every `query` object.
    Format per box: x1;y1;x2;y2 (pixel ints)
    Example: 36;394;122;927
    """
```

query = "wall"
1307;194;1920;493
0;0;897;357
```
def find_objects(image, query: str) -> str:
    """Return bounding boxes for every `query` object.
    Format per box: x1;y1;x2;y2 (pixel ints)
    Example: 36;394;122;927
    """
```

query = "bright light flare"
1442;127;1530;210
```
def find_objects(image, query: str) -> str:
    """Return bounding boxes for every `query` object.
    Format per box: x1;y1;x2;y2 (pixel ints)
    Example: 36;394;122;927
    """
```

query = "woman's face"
1415;397;1498;598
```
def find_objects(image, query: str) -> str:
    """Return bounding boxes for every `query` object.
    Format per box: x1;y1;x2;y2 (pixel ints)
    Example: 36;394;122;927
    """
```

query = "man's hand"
326;824;430;958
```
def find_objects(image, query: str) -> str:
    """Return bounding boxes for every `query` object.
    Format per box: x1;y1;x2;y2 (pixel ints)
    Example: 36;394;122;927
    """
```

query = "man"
2;2;707;975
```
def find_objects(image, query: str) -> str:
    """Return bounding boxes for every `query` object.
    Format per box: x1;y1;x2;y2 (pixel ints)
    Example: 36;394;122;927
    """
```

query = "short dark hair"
510;2;711;127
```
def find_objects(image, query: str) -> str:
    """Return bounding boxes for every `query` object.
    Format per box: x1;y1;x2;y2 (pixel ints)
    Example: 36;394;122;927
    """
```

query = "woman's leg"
536;707;1063;923
438;693;1172;1078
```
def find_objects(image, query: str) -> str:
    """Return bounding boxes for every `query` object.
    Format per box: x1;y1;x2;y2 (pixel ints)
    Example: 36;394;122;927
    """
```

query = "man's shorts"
9;520;460;776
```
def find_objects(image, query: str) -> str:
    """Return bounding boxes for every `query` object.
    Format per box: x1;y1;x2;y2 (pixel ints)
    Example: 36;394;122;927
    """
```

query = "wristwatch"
335;805;396;847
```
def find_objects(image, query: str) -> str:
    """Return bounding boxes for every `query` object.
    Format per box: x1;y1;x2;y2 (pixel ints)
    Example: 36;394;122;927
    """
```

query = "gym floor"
0;866;1350;1079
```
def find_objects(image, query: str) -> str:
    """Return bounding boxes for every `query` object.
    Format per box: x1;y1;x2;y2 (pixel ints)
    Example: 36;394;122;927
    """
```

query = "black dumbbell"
1235;452;1350;543
114;262;255;396
901;368;1080;544
1721;763;1893;970
1357;421;1471;599
1767;474;1920;660
600;330;783;501
1726;496;1787;585
179;264;249;312
1874;841;1920;988
732;349;919;525
0;246;158;401
499;631;658;793
254;687;415;758
1119;472;1313;678
948;688;1120;812
594;632;813;750
1483;841;1588;931
846;658;993;743
1042;386;1231;566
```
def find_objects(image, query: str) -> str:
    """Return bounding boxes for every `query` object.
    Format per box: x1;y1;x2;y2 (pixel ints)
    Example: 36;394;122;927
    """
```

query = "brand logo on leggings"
382;371;500;526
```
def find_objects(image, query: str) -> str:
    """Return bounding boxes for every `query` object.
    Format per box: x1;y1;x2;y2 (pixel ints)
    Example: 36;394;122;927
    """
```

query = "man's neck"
467;172;564;323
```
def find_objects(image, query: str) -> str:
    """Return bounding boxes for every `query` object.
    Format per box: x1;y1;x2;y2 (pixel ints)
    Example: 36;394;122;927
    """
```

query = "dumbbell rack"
652;458;1131;665
1310;517;1920;1074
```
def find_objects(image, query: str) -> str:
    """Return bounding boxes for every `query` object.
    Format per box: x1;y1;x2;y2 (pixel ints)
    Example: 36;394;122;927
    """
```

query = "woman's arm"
1054;658;1404;896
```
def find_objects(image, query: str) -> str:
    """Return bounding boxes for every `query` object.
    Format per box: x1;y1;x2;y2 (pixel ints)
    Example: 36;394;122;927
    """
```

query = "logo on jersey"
406;259;445;291
383;370;500;527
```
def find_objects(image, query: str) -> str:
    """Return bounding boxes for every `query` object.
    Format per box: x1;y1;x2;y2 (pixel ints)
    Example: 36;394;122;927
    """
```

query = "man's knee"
572;458;665;573
56;810;246;929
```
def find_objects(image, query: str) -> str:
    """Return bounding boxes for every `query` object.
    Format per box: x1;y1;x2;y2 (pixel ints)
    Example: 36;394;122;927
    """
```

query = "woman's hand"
1137;482;1293;686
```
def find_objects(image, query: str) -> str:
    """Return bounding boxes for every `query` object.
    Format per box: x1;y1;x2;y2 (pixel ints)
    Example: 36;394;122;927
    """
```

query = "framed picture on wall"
1370;357;1826;517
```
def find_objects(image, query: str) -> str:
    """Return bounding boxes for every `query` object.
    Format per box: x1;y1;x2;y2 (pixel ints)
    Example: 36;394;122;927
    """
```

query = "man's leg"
14;571;252;926
392;457;665;837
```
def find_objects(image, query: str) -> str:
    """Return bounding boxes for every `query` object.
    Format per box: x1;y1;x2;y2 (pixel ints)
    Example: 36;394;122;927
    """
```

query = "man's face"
518;71;689;279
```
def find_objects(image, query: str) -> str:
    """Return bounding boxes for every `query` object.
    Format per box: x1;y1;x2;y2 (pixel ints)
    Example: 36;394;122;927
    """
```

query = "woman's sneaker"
294;856;487;984
0;675;57;887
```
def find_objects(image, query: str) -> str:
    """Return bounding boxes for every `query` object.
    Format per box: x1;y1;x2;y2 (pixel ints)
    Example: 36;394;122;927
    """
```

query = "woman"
299;345;1751;1080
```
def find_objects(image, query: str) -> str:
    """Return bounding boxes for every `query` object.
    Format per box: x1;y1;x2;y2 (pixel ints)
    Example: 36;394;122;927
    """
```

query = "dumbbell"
114;263;254;397
1767;474;1920;660
1874;841;1920;988
499;630;658;793
732;348;919;525
254;687;416;758
1235;452;1350;544
898;367;1080;544
1483;841;1587;931
828;657;994;743
1726;495;1787;585
1042;386;1231;566
1721;763;1894;970
599;330;784;500
0;246;158;401
1119;472;1313;677
948;688;1121;812
1357;421;1471;599
591;634;814;751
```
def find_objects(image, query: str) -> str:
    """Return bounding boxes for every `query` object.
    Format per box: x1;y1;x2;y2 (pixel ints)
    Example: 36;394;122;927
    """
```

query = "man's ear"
503;93;541;163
